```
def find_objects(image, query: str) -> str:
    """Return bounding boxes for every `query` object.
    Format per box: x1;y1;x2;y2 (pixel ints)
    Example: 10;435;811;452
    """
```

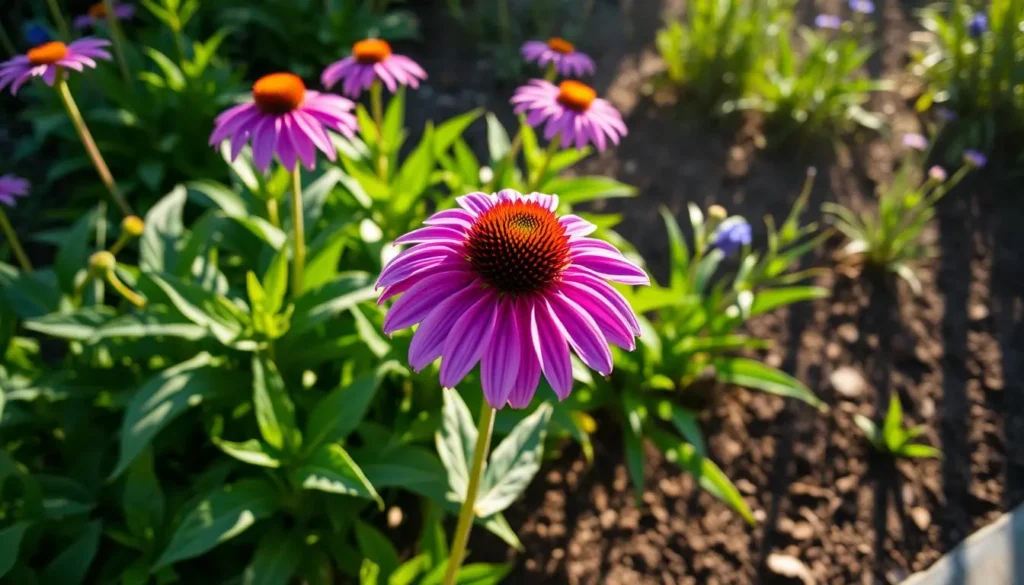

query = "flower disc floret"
252;72;306;114
28;41;68;65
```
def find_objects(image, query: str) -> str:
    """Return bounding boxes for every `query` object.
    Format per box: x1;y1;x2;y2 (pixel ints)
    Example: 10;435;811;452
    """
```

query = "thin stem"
290;168;306;295
106;268;146;309
442;401;496;585
266;198;281;227
56;77;133;216
0;207;32;272
107;232;131;255
527;133;561;192
45;0;70;40
484;128;522;193
544;63;558;82
370;80;388;180
0;23;16;57
103;0;132;84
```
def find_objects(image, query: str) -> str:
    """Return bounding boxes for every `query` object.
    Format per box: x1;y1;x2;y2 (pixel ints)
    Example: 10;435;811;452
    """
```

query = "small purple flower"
928;166;947;182
815;14;843;30
521;38;596;77
902;133;929;151
963;150;987;168
0;38;111;94
0;175;29;207
712;218;752;257
849;0;875;14
511;79;627;151
321;39;427;98
73;2;136;30
968;13;988;38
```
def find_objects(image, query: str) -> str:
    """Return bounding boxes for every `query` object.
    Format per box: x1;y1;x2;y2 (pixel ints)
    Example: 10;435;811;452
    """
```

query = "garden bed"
406;0;1024;583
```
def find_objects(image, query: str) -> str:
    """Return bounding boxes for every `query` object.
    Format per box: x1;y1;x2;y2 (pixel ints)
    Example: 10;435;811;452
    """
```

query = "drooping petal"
480;298;521;407
394;225;468;245
383;269;475;334
439;291;498;388
531;298;573;400
548;291;613;375
558;280;635;349
571;249;650;285
408;284;486;371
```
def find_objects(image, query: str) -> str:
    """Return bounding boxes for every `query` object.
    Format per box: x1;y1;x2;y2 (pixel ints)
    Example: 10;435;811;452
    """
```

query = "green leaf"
899;444;942;459
434;109;483;157
294;444;381;506
661;208;690;291
123;447;164;543
153;479;279;570
544;176;636;205
187;179;248;217
393;123;435;209
648;429;756;525
287;272;377;338
435;388;477;499
24;306;117;341
142;273;249;349
670;406;707;457
882;394;904;450
477;403;552;516
213;438;281;468
94;310;207;341
261;246;289;316
302;168;344;229
141;186;187;275
243;531;302;585
0;522;31;578
55;210;96;294
713;357;825;410
382;87;406;148
40;520;101;585
355;521;400;583
304;364;393;455
854;414;880;446
750;287;829;316
389;554;429;585
111;353;227;478
420;562;512;585
251;356;301;453
361;559;381;585
623;425;646;505
486;113;511;163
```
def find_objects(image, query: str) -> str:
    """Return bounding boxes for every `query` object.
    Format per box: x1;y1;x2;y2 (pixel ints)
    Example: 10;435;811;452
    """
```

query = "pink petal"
409;284;486;371
439;291;499;388
571;250;650;285
549;291;612;375
383;269;475;334
480;298;521;407
531;298;573;400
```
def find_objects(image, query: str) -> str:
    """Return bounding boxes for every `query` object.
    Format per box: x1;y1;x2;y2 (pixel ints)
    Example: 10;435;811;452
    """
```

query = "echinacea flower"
378;190;647;408
209;72;357;172
73;2;136;30
0;175;29;207
711;218;752;257
968;13;988;38
521;38;596;77
815;14;843;30
322;39;427;97
928;166;947;182
902;133;928;151
849;0;875;14
0;38;111;94
963;150;987;168
511;79;627;151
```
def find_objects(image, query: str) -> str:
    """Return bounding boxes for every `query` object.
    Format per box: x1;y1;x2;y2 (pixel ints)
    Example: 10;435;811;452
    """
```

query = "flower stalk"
290;168;306;295
528;133;561;192
0;207;32;272
370;80;388;180
266;198;281;227
442;401;496;585
56;75;133;216
102;0;132;84
45;0;71;40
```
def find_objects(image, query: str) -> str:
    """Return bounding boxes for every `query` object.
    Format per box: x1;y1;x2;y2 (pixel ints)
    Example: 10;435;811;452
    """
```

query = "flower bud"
122;215;145;238
708;205;728;221
89;251;116;273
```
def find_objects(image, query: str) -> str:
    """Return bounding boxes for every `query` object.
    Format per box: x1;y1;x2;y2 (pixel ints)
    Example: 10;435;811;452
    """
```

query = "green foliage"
910;0;1024;149
855;396;942;459
824;145;977;294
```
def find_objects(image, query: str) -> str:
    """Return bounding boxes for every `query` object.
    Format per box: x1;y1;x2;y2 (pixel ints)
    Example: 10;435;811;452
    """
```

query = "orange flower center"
252;73;306;114
27;41;68;66
547;37;575;54
353;39;392;64
87;3;107;18
556;80;597;112
465;200;571;295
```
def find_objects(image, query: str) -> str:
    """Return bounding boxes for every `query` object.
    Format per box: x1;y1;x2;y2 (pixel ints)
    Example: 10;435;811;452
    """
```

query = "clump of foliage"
855;395;942;459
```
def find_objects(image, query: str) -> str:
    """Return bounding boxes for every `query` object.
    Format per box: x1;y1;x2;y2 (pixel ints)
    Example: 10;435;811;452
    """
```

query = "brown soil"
413;0;1024;583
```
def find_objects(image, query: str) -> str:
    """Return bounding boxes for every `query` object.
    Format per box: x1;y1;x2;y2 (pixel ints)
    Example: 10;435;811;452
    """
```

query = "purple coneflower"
0;38;111;94
711;218;752;257
511;79;627;151
902;133;928;151
815;14;843;30
73;2;135;29
963;150;987;168
968;13;988;38
0;175;29;207
521;38;596;78
928;166;947;182
379;190;647;409
209;72;357;172
321;39;427;97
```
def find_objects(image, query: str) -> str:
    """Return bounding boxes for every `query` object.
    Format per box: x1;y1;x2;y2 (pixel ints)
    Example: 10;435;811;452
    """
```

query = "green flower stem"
370;80;388;181
290;168;306;295
107;232;131;255
442;401;496;585
484;127;523;193
56;76;133;216
45;0;70;40
0;207;32;272
102;0;132;84
544;63;558;82
527;133;561;192
106;268;146;309
266;198;281;227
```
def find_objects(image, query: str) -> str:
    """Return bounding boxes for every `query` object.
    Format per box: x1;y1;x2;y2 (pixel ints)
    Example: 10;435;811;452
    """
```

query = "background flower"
379;190;647;409
902;133;928;151
968;13;988;38
322;38;427;97
521;38;596;77
511;79;627;151
0;174;29;207
815;14;843;29
712;218;752;256
73;2;136;30
963;149;987;167
849;0;875;14
0;38;111;94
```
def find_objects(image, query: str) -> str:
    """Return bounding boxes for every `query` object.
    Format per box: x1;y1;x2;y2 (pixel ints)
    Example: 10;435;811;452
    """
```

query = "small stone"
912;507;931;531
736;479;757;495
838;324;859;344
387;506;403;528
754;509;768;523
766;553;816;585
969;304;989;321
791;522;815;541
830;367;867;398
600;509;618;529
826;342;842;360
836;476;858;493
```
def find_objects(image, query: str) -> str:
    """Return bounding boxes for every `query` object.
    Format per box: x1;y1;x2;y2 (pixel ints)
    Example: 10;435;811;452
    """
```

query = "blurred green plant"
855;395;942;459
910;0;1024;151
823;139;979;294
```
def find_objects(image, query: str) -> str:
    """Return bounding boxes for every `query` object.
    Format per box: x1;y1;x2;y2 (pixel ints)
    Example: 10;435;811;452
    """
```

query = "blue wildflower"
968;13;988;38
23;21;51;46
815;14;843;30
712;218;752;257
963;150;987;168
849;0;875;14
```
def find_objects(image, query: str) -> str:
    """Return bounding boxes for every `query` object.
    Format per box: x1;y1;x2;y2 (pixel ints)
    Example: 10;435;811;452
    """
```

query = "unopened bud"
708;205;728;221
89;251;116;273
122;215;145;238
